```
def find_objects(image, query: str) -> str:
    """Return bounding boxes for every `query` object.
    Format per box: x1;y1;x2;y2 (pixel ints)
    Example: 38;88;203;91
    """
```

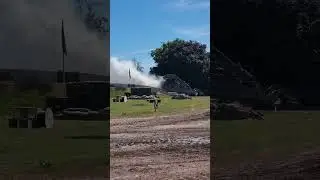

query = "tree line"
147;0;320;102
75;0;320;103
212;0;320;105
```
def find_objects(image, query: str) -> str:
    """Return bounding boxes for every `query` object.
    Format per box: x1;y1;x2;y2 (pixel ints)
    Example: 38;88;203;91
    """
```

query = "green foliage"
150;38;210;94
213;0;320;104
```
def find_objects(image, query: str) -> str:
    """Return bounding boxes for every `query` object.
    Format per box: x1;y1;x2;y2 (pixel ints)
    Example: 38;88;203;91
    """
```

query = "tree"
212;0;320;105
150;38;210;93
132;58;144;72
74;0;109;38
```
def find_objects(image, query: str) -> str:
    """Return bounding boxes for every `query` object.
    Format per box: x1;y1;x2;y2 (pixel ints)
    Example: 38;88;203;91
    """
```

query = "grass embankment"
213;111;320;168
110;87;209;118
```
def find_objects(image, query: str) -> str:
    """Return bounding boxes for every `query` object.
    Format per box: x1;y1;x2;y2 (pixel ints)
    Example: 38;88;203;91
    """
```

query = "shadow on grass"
64;135;109;140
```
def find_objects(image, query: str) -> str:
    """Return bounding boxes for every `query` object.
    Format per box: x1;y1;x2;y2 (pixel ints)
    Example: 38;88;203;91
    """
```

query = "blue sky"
110;0;210;72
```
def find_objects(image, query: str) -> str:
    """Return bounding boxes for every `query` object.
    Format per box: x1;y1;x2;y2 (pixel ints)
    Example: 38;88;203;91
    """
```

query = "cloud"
172;25;210;38
167;0;209;11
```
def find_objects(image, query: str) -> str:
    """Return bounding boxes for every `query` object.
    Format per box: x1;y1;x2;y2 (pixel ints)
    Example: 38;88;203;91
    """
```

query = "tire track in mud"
110;111;210;180
111;110;209;128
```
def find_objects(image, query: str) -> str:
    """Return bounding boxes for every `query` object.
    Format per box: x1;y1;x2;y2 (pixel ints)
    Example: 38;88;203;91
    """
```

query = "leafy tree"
150;39;210;93
132;58;144;72
212;0;320;105
74;0;109;38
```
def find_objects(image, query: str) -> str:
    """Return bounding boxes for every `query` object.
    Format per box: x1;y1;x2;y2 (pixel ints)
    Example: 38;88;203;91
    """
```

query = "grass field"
110;95;210;118
0;90;108;176
0;88;208;176
213;111;320;168
110;87;209;118
4;88;320;175
0;118;108;176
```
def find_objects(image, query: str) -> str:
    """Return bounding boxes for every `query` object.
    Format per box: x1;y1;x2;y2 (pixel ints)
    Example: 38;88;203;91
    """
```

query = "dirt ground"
110;110;210;180
213;149;320;179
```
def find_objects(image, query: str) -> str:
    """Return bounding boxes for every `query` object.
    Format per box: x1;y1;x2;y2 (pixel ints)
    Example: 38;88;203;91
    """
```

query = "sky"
110;0;210;73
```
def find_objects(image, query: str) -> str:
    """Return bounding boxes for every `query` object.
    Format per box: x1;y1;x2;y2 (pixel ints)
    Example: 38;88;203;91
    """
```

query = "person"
45;106;54;128
153;96;159;112
274;98;281;112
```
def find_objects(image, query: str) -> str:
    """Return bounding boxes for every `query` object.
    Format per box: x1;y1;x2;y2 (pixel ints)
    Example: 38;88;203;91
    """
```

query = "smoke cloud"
0;0;163;87
0;0;109;76
110;57;163;88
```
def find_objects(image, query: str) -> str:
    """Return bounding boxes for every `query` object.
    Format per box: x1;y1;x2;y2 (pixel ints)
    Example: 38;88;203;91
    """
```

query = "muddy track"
110;110;210;180
213;149;320;179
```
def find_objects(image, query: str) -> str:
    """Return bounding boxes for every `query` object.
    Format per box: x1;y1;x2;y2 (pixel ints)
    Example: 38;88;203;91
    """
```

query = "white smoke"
110;57;163;88
1;0;164;87
0;0;109;76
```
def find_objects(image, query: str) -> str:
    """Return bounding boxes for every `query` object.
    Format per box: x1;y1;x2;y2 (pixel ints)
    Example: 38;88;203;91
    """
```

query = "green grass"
213;111;320;168
110;95;210;118
0;90;108;176
0;119;108;176
0;88;207;175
